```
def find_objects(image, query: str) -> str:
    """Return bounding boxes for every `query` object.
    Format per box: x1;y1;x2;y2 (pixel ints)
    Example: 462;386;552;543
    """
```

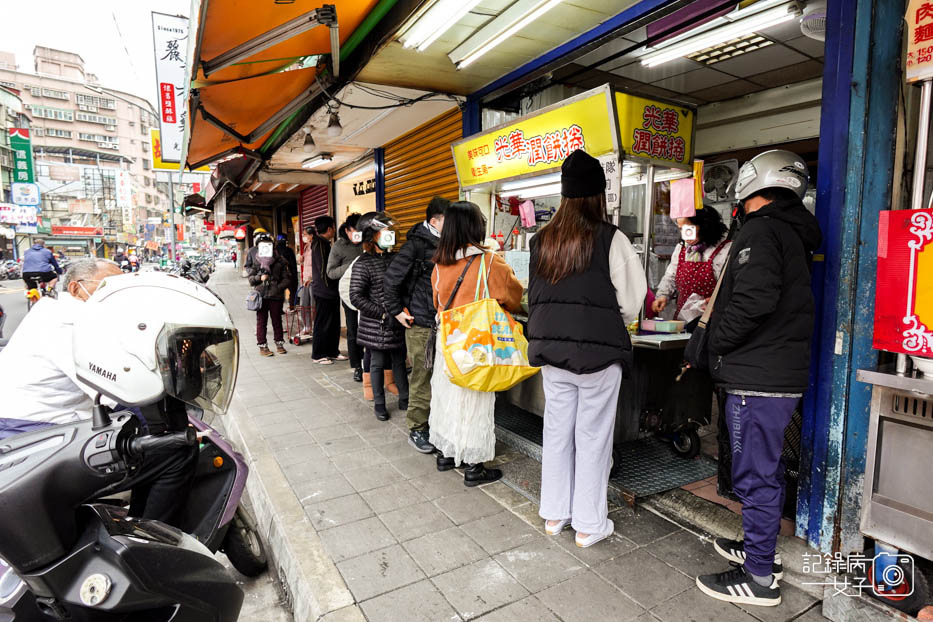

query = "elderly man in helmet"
0;259;200;526
695;151;821;607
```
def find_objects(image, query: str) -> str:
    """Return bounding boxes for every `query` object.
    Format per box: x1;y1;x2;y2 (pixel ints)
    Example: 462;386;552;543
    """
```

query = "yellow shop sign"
616;92;694;167
452;89;615;189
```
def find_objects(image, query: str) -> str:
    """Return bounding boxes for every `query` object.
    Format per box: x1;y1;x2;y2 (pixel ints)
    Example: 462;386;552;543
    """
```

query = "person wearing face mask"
247;232;291;357
298;226;317;338
327;214;365;380
652;204;730;321
310;216;344;364
696;150;821;608
349;212;409;421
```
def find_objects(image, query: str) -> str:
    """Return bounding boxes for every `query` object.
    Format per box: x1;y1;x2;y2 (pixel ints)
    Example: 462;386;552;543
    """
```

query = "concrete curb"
224;396;364;622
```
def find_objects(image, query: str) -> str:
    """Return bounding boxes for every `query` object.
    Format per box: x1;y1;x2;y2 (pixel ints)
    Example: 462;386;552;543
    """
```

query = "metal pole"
897;79;932;374
169;175;177;262
639;164;655;323
911;79;932;211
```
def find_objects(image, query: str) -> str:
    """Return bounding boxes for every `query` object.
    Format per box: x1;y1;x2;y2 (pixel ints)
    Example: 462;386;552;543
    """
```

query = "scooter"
0;406;245;621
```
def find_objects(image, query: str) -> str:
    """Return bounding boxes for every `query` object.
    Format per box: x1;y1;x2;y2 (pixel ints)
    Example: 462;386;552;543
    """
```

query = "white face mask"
258;242;273;258
681;225;697;242
351;231;363;244
376;230;396;249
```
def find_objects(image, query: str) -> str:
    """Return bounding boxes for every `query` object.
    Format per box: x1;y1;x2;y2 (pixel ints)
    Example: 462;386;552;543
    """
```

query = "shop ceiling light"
302;154;333;169
302;128;315;153
499;173;561;192
326;112;343;137
400;0;484;52
640;3;800;68
450;0;563;69
500;182;562;199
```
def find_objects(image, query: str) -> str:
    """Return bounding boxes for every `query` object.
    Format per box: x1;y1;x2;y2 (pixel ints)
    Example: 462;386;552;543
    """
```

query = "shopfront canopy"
184;0;380;169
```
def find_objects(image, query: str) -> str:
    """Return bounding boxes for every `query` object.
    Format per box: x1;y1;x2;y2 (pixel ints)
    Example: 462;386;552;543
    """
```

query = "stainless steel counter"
856;364;933;394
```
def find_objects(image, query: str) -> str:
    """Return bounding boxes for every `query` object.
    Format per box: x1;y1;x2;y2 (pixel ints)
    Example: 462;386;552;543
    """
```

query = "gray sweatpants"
539;364;622;535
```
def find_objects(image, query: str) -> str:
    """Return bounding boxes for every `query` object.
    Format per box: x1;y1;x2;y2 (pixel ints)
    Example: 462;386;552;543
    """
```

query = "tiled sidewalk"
212;266;827;622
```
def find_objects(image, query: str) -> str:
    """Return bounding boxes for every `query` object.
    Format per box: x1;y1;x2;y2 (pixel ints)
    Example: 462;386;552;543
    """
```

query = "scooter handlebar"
128;427;197;457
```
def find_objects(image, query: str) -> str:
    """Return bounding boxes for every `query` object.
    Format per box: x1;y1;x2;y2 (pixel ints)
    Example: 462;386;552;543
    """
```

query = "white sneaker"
545;518;570;536
575;519;614;548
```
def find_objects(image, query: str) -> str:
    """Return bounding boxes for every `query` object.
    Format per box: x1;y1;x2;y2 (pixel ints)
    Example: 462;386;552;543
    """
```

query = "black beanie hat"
561;149;605;198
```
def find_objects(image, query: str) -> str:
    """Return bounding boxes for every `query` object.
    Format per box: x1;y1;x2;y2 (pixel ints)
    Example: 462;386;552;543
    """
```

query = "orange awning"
185;0;380;168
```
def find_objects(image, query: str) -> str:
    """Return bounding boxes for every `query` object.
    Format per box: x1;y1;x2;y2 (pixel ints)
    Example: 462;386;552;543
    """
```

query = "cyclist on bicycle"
22;239;62;291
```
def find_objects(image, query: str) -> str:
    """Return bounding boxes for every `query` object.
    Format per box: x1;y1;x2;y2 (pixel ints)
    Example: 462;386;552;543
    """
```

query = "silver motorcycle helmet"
734;150;809;201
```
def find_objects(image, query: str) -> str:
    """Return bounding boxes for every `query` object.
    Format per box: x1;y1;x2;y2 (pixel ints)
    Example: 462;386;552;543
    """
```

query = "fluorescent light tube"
499;173;561;192
500;182;562;199
640;4;799;67
302;154;333;169
451;0;563;69
402;0;484;52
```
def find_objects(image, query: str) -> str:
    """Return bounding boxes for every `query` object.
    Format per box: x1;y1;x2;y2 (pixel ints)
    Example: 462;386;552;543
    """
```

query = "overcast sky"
3;0;191;107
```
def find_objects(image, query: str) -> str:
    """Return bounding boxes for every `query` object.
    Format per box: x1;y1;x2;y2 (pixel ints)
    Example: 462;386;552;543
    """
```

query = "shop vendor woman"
652;204;731;319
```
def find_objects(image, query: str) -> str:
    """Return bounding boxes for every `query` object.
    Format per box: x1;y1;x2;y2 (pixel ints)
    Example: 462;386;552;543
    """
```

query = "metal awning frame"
201;4;339;77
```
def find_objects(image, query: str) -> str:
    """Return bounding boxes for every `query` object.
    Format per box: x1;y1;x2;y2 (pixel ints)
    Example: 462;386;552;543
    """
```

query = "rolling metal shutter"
299;185;330;230
384;107;461;242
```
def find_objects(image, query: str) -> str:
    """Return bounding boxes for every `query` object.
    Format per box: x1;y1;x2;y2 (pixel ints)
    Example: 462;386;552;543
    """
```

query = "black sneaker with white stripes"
696;566;781;606
713;538;784;580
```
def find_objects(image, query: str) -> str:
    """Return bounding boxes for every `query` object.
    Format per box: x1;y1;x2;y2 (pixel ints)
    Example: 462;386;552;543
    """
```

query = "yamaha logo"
89;363;117;382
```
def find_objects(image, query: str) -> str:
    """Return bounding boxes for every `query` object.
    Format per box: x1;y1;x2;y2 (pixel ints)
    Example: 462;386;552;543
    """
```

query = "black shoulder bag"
683;253;731;371
424;255;477;371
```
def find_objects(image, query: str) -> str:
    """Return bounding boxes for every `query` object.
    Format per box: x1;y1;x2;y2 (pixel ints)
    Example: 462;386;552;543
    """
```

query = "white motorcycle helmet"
73;272;239;412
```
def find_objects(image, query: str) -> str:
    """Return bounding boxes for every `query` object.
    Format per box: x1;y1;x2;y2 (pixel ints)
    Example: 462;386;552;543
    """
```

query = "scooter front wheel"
223;506;268;577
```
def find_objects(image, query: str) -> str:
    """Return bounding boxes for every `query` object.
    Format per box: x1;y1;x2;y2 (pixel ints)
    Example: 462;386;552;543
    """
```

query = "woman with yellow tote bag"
429;202;524;487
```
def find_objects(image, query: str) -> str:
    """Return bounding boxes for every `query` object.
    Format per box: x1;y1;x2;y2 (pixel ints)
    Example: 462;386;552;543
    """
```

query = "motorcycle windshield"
155;325;239;414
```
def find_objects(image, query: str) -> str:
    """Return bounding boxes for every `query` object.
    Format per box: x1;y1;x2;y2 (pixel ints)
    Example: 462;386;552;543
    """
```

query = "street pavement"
210;265;829;622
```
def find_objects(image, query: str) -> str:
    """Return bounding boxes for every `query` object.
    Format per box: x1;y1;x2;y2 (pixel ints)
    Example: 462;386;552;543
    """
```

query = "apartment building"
0;47;172;251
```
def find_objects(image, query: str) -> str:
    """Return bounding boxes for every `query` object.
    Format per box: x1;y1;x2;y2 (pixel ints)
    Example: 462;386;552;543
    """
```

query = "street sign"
152;12;190;163
8;128;35;183
11;182;40;206
907;0;933;82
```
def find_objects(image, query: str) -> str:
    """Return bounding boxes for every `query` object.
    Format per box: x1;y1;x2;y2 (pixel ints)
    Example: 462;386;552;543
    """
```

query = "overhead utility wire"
316;78;463;110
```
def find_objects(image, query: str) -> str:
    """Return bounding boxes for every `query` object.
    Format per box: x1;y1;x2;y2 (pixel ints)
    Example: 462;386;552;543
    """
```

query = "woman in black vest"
528;150;647;548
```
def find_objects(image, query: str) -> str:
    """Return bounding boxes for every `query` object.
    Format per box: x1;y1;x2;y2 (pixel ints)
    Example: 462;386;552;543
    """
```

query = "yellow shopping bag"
439;254;539;392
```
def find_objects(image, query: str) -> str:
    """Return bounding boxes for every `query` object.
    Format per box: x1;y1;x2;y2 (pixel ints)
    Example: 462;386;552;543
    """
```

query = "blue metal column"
463;97;481;138
374;147;385;212
798;0;905;552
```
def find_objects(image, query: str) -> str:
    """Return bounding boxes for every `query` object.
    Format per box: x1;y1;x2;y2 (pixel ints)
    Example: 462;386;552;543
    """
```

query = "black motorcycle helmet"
355;211;396;243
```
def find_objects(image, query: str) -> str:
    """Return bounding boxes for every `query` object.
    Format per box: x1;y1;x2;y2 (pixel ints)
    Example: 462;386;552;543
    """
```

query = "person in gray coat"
326;214;364;380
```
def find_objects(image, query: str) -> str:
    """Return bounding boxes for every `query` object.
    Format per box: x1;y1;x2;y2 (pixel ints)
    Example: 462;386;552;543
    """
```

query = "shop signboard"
873;208;933;357
452;88;616;189
0;203;37;226
615;92;694;168
11;182;40;207
8;128;35;183
116;170;133;209
907;0;933;82
151;12;189;163
51;226;103;237
150;128;210;173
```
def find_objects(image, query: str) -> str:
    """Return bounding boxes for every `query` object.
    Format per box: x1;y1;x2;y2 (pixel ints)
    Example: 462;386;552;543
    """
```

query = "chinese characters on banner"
116;170;133;210
615;92;694;167
151;12;189;162
873;209;933;357
452;91;616;188
8;128;34;183
907;0;933;82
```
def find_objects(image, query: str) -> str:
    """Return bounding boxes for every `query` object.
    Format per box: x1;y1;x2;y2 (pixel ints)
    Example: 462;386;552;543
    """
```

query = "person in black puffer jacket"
350;212;409;421
697;150;822;608
383;197;449;452
247;232;292;357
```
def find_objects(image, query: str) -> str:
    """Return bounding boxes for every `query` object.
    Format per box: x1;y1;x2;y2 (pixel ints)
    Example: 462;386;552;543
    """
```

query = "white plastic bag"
678;292;707;323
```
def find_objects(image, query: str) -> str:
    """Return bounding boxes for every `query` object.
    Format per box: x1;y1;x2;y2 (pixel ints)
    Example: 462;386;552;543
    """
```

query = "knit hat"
561;150;605;198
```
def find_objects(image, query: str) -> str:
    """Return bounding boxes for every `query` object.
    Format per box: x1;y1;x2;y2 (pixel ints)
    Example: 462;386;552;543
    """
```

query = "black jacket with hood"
350;251;405;350
247;252;291;301
383;222;439;328
708;199;822;393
